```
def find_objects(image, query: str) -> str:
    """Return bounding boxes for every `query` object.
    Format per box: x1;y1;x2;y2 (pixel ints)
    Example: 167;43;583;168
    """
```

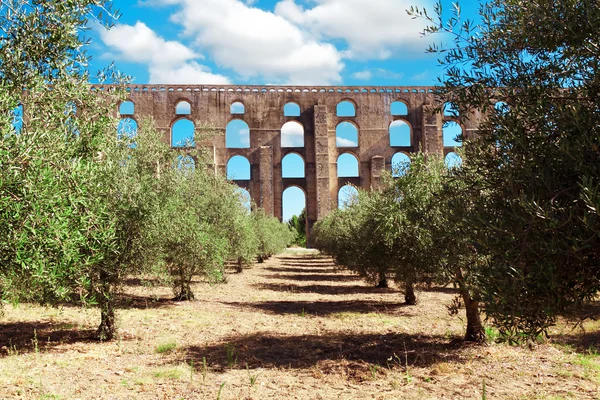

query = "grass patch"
155;341;177;354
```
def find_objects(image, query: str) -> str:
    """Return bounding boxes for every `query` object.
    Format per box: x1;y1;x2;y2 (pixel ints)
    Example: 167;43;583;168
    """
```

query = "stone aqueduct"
104;84;480;240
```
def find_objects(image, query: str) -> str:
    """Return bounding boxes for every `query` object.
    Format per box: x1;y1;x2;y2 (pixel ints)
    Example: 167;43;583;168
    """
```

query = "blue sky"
92;0;478;221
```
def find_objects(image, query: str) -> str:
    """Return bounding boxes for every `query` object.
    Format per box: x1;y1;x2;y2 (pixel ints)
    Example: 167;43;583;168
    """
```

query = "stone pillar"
259;146;274;215
422;104;444;157
370;156;385;190
314;104;331;220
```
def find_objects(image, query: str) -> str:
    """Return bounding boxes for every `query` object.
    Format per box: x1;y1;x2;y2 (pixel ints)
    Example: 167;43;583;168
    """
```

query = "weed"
153;367;184;380
155;341;177;354
201;357;208;382
246;363;260;387
299;308;306;317
481;379;486;400
216;382;225;400
485;327;500;343
32;329;39;354
369;364;380;379
225;343;237;368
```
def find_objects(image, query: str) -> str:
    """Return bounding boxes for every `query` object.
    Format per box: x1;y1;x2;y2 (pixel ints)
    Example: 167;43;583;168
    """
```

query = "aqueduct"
104;84;480;241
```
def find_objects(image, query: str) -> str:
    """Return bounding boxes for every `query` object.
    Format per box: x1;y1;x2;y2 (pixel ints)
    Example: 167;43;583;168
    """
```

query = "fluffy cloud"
281;122;305;147
151;0;344;84
336;137;358;147
275;0;429;59
98;21;230;84
353;68;404;81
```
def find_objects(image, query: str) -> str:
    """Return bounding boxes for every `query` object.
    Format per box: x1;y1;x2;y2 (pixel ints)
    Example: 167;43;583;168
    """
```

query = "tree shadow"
220;299;409;316
420;286;460;295
261;273;359;283
554;330;600;354
252;283;397;295
181;331;468;372
280;261;337;268
264;267;335;274
114;294;177;310
0;321;97;356
277;256;329;262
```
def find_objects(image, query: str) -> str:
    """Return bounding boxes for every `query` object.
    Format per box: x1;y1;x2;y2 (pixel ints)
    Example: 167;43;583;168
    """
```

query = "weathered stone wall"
96;84;477;243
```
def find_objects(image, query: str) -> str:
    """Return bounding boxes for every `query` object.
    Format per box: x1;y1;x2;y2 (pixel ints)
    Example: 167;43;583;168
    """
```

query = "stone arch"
281;121;304;148
443;121;463;147
445;152;463;169
171;118;195;147
230;101;245;115
336;121;359;147
389;120;411;147
391;100;408;116
282;152;305;178
176;100;191;115
226;119;250;148
119;100;134;115
336;100;356;117
338;185;359;209
227;155;251;180
284;102;301;117
337;152;359;177
391;152;411;177
282;185;306;223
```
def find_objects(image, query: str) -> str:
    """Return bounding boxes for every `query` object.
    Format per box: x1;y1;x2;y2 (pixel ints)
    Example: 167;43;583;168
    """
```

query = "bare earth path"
1;250;599;399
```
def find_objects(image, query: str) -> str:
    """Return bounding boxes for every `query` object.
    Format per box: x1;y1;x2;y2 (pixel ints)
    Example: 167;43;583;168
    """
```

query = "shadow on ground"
181;331;468;372
253;282;397;296
265;267;336;274
262;273;359;283
115;294;177;310
0;321;97;356
220;299;409;316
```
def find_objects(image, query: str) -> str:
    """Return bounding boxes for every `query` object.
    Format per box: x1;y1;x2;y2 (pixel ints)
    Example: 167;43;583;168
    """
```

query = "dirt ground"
1;250;599;399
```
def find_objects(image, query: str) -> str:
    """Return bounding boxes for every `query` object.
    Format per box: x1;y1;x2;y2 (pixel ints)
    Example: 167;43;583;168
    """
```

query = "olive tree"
411;0;600;341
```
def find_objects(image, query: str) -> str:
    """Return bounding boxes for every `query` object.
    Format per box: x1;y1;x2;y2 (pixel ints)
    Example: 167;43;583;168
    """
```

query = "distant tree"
411;0;600;341
288;208;307;247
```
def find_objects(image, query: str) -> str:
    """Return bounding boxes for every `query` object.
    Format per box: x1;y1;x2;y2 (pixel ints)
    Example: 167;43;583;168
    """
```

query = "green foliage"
287;208;307;247
411;0;600;341
252;210;295;263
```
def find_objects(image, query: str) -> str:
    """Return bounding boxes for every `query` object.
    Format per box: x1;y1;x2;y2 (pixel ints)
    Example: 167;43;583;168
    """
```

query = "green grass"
155;341;177;354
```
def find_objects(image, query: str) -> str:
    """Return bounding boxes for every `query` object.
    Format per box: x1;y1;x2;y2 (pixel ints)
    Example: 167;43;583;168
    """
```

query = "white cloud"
336;137;358;147
150;0;344;84
275;0;429;59
239;128;250;146
281;122;304;147
352;70;372;80
98;21;230;84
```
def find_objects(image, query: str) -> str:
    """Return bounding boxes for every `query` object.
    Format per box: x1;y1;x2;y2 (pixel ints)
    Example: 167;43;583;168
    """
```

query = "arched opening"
176;155;196;171
237;188;252;213
176;101;191;115
117;118;138;146
227;155;251;180
171;118;195;147
231;101;245;115
443;102;459;117
336;100;356;117
443;121;463;147
391;101;408;116
12;104;23;133
282;153;305;178
337;153;359;177
336;122;358;147
391;152;411;177
284;102;301;117
282;186;306;223
389;120;411;147
119;101;134;115
445;152;463;169
338;185;359;209
226;119;250;148
281;121;304;148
